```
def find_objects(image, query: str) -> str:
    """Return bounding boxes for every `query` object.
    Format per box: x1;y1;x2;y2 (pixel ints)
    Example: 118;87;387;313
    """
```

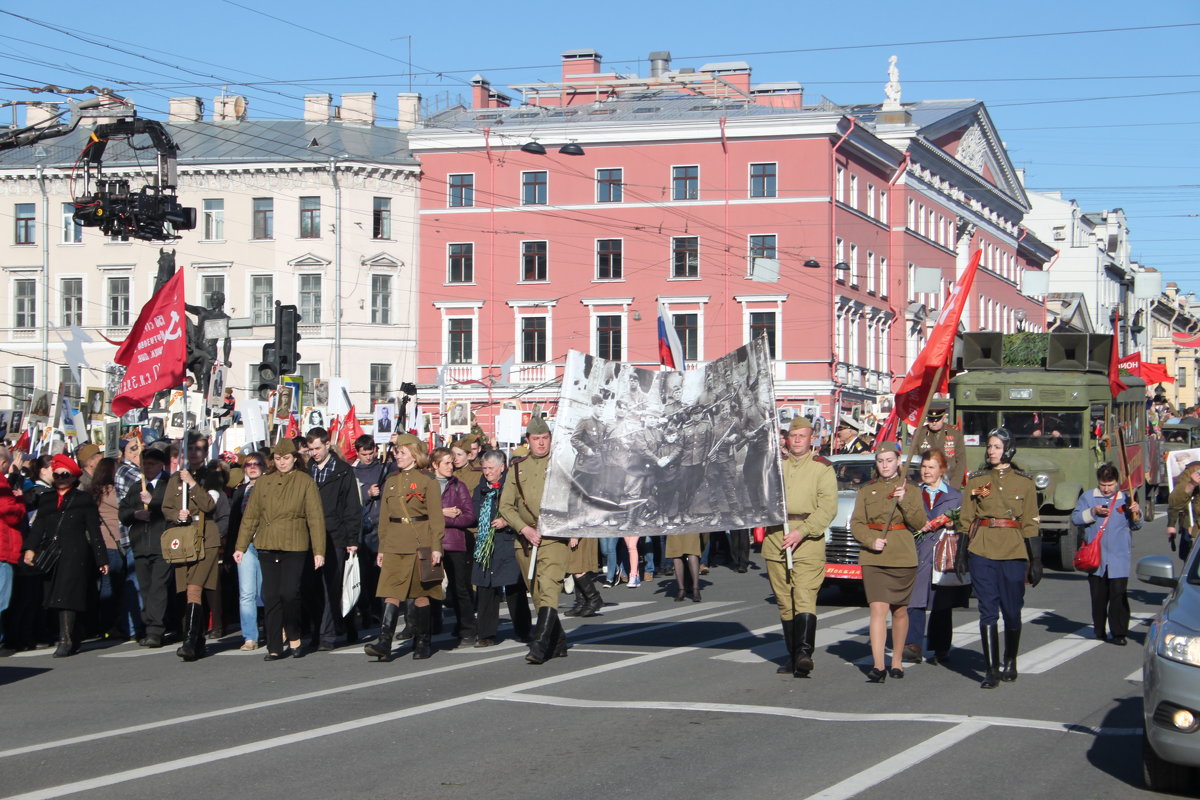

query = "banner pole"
880;362;947;537
527;544;538;583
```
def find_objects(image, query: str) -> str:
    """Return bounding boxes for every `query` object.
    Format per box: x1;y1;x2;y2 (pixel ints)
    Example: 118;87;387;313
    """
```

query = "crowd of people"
0;405;1163;686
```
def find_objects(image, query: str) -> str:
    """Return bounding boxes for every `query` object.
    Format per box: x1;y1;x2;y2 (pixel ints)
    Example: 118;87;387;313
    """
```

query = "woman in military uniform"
665;532;703;602
1167;460;1200;562
850;443;926;682
364;434;444;661
960;428;1042;689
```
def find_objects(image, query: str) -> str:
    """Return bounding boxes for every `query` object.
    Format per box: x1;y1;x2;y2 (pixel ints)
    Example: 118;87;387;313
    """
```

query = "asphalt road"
2;515;1194;800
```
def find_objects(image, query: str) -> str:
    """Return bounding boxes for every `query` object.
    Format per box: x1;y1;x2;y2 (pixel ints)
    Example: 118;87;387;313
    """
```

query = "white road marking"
596;601;742;625
0;602;748;763
1022;615;1154;675
567;648;648;655
0;608;767;800
1126;668;1143;682
711;607;863;664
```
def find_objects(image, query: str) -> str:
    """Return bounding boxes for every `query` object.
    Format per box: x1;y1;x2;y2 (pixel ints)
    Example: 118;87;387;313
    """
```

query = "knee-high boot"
563;576;588;617
412;603;433;660
1000;625;1021;682
979;623;1001;689
550;608;568;658
776;618;796;674
397;602;415;641
177;602;206;662
793;613;817;677
526;606;553;664
576;573;603;617
53;610;77;658
364;602;399;660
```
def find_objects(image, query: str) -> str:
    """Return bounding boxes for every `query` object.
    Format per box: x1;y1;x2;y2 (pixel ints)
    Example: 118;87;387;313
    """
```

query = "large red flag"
892;249;983;427
1109;312;1128;398
111;270;187;417
1118;352;1175;385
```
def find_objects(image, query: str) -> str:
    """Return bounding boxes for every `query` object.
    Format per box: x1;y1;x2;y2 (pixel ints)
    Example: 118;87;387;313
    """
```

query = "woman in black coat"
22;455;108;657
470;451;531;646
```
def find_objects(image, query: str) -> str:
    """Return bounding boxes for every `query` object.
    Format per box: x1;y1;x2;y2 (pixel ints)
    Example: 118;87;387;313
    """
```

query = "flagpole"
879;362;947;536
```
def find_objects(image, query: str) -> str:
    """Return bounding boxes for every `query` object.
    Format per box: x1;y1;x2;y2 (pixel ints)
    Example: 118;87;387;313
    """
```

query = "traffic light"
275;302;302;375
255;342;279;401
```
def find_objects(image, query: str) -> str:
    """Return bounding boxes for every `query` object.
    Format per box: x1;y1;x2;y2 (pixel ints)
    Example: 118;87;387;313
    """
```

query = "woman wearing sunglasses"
22;454;108;657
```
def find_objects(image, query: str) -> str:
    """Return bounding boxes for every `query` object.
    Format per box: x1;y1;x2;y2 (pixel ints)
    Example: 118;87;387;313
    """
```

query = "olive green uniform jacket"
763;451;838;562
1168;465;1200;529
960;466;1039;560
161;473;220;550
378;467;444;554
850;475;927;568
234;469;326;556
910;424;967;487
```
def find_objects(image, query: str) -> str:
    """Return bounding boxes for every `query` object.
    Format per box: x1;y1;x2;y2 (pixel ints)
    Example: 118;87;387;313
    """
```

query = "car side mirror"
1137;554;1178;588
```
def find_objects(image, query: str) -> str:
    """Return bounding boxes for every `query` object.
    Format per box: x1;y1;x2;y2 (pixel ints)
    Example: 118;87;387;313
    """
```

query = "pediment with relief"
287;253;331;269
920;104;1027;209
360;252;405;269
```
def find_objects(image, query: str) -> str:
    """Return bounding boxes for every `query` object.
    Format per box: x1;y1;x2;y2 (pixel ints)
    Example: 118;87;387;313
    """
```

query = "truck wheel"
1143;729;1196;792
1056;526;1079;572
1142;485;1155;522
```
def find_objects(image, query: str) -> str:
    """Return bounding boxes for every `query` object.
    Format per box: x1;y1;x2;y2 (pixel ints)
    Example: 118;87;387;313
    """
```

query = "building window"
448;174;474;207
866;251;876;294
299;274;322;324
12;366;33;402
836;166;845;203
671;236;699;278
521;171;547;205
370;363;391;404
201;199;224;241
879;257;888;298
201;275;226;310
673;313;698;361
849;174;859;209
750;311;777;359
252;197;273;240
1179;366;1187;387
596;239;623;280
299;196;321;238
297;363;320;391
879;190;888;222
252;275;274;325
596;168;623;202
849;243;859;287
867;184;876;218
448;318;473;364
61;202;82;243
448;243;474;284
596;314;623;360
372;197;391;240
750;163;777;198
522;241;548;282
60;278;83;327
107;276;130;327
520;317;547;363
59;366;81;401
14;279;36;329
371;275;391;324
749;234;777;261
672;166;699;200
14;203;35;245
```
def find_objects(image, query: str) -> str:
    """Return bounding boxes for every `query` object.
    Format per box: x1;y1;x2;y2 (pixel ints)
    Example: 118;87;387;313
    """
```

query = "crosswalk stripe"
711;607;862;664
597;601;742;626
845;608;1053;667
1021;614;1154;675
1126;668;1143;682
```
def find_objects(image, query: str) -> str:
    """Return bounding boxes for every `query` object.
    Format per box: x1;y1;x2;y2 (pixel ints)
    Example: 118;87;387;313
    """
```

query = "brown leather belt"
982;518;1021;529
867;523;908;531
787;513;811;521
388;515;429;524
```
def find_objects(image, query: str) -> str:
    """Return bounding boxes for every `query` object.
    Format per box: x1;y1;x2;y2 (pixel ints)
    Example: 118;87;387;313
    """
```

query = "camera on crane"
73;179;196;242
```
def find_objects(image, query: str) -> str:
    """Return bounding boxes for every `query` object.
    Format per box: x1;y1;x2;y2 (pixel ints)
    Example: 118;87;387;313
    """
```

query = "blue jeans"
600;537;620;583
98;548;141;638
642;536;663;574
238;544;263;642
0;561;12;645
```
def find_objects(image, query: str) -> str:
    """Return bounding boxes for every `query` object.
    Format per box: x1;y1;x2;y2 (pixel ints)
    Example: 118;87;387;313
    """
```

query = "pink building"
407;49;1048;435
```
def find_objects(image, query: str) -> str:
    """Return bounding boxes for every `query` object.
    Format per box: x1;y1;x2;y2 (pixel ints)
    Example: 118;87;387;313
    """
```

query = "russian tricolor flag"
657;301;685;370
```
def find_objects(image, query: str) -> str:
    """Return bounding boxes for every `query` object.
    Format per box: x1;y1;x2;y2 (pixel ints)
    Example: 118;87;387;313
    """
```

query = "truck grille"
827;526;861;565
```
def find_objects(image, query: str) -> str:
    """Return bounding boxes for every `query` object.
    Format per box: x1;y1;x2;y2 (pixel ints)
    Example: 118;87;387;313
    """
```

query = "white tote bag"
341;551;362;617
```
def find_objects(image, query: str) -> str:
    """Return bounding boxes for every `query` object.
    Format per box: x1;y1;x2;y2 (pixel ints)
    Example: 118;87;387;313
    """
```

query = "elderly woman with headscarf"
22;455;108;657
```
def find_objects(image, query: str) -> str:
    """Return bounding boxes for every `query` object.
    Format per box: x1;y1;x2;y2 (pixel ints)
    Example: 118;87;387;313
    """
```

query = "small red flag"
14;426;30;453
111;270;187;417
285;413;299;439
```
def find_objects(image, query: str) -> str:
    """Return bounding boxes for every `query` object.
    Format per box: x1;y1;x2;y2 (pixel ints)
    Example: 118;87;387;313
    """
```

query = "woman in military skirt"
161;442;221;663
850;443;927;682
364;434;445;661
665;533;703;602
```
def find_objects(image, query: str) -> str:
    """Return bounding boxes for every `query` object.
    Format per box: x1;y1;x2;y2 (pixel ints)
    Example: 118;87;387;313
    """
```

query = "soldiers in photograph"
651;425;685;527
909;400;966;487
568;403;608;527
705;404;751;525
500;416;570;664
680;406;713;510
765;416;838;677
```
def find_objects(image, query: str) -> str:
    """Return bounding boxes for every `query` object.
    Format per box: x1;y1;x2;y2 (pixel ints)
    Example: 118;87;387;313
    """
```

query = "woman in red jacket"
0;464;26;654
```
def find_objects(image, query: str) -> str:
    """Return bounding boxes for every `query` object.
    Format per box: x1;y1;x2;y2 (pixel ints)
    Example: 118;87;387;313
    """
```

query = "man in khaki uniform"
960;427;1042;689
500;416;570;664
909;401;966;487
764;416;838;677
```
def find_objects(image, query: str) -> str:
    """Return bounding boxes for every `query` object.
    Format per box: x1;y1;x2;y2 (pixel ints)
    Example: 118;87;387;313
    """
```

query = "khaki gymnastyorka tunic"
376;467;445;600
850;474;927;605
763;451;838;618
500;453;569;609
960;466;1039;561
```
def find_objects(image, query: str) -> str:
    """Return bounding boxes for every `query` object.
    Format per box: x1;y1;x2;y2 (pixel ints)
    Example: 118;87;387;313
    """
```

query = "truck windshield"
1000;410;1084;448
1163;428;1193;445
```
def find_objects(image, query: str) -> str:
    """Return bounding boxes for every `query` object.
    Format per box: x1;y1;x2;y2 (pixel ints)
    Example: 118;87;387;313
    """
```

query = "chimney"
340;92;376;125
471;75;491;109
561;48;602;79
212;94;247;122
168;96;204;122
396;92;421;130
304;93;333;122
749;82;804;109
648;50;671;79
699;62;751;97
24;102;59;128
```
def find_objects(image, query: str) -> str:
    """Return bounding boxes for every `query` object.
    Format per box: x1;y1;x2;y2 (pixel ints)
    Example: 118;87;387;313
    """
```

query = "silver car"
1136;546;1200;791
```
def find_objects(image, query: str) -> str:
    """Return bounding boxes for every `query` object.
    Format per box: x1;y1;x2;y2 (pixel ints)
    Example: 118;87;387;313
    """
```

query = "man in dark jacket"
305;427;363;650
117;444;172;648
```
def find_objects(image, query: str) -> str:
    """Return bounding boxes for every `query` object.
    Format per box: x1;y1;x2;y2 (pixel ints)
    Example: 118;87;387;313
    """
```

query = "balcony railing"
512;364;550;384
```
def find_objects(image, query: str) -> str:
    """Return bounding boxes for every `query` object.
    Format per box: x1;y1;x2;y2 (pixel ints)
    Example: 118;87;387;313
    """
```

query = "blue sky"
1;0;1195;289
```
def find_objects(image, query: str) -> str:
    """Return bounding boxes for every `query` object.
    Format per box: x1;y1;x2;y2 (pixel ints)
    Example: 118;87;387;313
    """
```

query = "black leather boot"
563;576;588;617
794;613;817;677
396;602;415;641
577;573;603;617
526;607;553;664
411;604;433;660
1000;626;1021;682
979;623;1001;689
364;602;399;661
53;610;76;658
177;603;206;662
550;608;568;658
776;618;796;674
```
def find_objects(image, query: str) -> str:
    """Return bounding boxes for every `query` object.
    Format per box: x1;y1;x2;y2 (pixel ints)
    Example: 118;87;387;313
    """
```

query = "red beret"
51;455;83;477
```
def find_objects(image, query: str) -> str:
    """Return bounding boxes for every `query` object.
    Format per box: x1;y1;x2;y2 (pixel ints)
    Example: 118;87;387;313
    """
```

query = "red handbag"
1074;497;1116;572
